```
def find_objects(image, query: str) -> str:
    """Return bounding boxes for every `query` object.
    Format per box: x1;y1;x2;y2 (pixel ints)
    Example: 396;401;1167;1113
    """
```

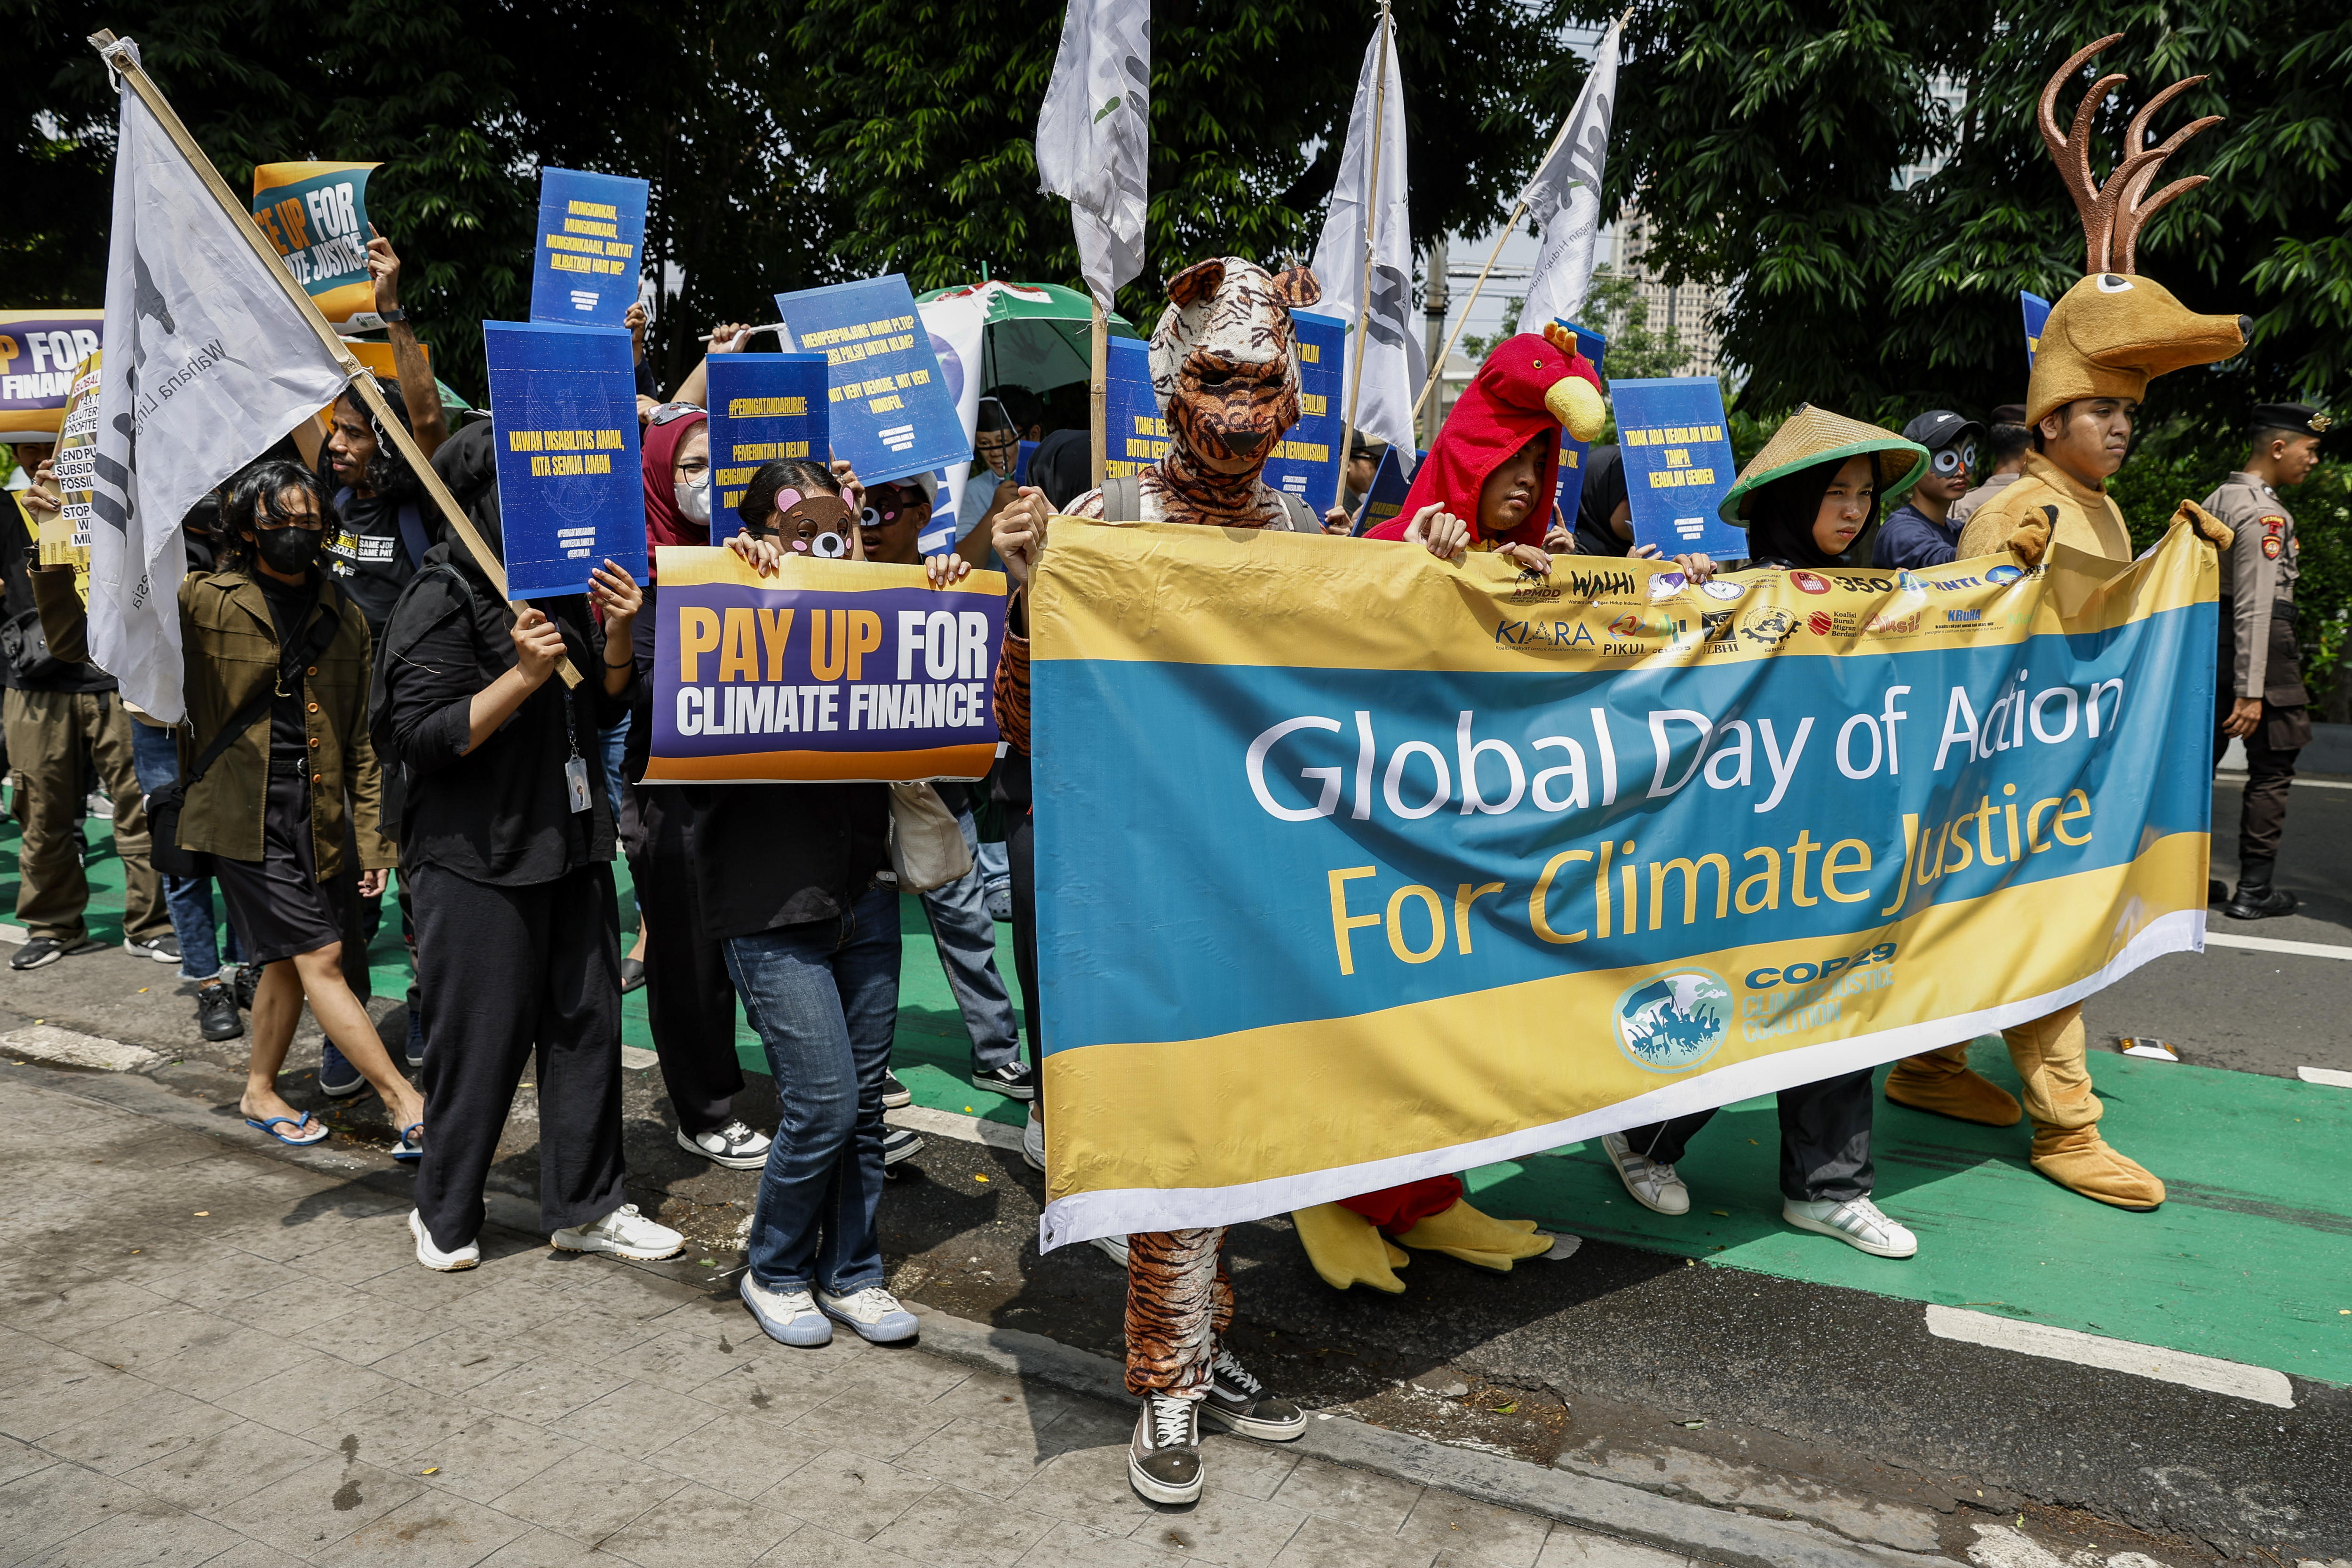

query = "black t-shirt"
255;573;317;762
326;489;421;633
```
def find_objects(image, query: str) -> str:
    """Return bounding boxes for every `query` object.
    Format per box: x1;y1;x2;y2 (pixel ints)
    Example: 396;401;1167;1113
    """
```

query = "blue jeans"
598;713;630;817
726;882;902;1295
917;795;1021;1073
128;719;239;979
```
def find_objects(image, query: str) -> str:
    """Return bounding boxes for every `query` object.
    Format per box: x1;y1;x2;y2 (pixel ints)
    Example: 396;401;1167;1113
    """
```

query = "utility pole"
1421;237;1448;449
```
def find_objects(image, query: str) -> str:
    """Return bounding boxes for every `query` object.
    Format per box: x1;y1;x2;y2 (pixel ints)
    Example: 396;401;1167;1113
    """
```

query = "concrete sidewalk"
0;1068;1737;1568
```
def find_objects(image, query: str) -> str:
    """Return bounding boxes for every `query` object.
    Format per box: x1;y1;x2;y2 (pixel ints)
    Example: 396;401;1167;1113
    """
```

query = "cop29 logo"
1612;970;1732;1074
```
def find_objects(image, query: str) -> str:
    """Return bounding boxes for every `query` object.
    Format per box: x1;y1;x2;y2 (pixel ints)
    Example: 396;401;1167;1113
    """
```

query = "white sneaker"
740;1274;831;1346
1782;1196;1917;1258
409;1210;479;1272
677;1120;772;1170
1091;1234;1130;1267
1022;1106;1045;1173
817;1285;919;1343
1602;1132;1691;1216
550;1203;685;1261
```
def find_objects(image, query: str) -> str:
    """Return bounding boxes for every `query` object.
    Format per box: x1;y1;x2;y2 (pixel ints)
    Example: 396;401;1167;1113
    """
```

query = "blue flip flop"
246;1114;328;1147
393;1122;425;1162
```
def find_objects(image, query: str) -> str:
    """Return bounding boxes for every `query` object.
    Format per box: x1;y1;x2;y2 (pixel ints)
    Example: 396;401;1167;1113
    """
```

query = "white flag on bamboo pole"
1310;17;1424;454
87;37;352;722
1035;0;1151;309
1516;19;1622;335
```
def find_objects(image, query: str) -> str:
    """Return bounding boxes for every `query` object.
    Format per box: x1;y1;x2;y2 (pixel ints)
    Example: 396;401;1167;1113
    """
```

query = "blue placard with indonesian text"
483;321;647;597
528;169;649;327
2021;291;2051;371
1262;309;1345;509
1104;336;1166;479
774;276;969;486
705;355;829;544
1610;376;1744;558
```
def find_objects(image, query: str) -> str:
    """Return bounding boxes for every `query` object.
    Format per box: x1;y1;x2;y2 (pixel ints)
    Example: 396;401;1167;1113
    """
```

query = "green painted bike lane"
14;816;2350;1385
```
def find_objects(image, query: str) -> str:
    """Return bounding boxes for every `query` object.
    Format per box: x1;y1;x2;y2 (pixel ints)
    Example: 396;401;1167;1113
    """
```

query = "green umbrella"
914;280;1141;395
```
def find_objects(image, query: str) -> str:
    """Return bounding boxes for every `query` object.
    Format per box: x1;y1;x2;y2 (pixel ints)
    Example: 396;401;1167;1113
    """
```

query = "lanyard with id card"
561;696;593;814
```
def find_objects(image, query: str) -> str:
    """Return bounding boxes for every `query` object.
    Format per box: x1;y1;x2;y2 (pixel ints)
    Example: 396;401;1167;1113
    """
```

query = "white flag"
914;287;990;554
1310;19;1424;454
1516;20;1622;335
1035;0;1150;309
88;39;352;722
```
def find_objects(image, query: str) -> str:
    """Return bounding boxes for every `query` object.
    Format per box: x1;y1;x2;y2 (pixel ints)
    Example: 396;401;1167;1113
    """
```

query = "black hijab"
1571;445;1631;558
1742;455;1882;570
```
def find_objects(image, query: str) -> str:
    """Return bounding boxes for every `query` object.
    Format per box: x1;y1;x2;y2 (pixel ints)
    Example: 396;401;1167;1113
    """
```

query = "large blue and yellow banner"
1030;521;2218;1248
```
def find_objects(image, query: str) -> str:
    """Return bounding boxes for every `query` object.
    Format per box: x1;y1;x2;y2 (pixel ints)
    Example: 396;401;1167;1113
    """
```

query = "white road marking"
1924;1305;2293;1408
2214;770;2352;790
2204;931;2352;961
620;1045;659;1070
889;1102;1026;1153
0;923;26;945
0;1025;159;1072
2297;1066;2352;1088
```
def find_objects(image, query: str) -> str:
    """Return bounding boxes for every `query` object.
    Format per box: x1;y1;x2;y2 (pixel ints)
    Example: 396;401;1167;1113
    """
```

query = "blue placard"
1350;445;1414;535
1549;318;1609;534
704;354;829;544
1610;376;1745;558
1015;439;1038;485
528;169;649;327
1263;309;1345;509
773;276;969;486
1104;336;1167;478
482;321;647;597
2021;290;2052;370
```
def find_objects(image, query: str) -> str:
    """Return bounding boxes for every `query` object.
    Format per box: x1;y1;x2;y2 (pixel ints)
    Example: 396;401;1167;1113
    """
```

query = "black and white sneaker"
882;1125;925;1167
125;932;181;964
677;1120;773;1170
9;935;99;971
881;1068;913;1109
1199;1346;1305;1441
1129;1392;1204;1504
972;1059;1035;1101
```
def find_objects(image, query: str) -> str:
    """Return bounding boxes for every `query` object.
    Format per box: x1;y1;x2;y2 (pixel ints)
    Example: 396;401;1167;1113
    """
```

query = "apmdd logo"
1613;970;1732;1073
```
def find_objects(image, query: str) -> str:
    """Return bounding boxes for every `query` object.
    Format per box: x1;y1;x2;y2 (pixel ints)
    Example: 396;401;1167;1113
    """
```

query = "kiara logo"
1946;608;1983;624
1613;970;1732;1073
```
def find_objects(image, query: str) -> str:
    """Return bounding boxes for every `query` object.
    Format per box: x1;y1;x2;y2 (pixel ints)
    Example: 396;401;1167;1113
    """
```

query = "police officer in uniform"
2208;402;2329;919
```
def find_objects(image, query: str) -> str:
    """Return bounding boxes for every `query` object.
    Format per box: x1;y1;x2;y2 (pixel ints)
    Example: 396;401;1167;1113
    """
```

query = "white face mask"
674;482;711;525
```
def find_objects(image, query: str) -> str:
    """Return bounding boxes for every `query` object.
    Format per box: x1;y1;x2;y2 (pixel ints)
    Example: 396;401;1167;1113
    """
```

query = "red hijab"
641;405;709;579
1366;331;1600;549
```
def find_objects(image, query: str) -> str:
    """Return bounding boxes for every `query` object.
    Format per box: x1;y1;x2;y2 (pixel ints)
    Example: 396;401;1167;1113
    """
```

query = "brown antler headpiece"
2038;34;2223;276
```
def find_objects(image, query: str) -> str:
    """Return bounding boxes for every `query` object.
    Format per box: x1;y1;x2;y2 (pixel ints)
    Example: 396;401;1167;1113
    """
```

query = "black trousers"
1619;1068;1875;1204
2213;711;2303;865
625;788;743;1136
410;860;628;1251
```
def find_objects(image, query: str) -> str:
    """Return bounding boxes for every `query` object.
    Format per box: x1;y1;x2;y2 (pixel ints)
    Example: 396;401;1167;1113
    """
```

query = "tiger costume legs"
1124;1227;1303;1504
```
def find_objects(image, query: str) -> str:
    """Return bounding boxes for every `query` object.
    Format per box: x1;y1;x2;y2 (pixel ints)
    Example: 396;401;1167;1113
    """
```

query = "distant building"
1614;200;1725;379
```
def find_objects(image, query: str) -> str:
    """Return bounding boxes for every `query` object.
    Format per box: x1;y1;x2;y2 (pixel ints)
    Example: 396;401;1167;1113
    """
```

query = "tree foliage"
1551;0;2350;433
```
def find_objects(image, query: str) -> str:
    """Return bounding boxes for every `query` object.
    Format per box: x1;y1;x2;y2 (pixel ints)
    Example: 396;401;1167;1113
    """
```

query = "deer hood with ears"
2025;34;2250;429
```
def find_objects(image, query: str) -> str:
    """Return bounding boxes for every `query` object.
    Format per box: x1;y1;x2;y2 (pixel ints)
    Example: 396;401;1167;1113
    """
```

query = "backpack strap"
184;589;341;790
394;502;432;573
1272;490;1319;533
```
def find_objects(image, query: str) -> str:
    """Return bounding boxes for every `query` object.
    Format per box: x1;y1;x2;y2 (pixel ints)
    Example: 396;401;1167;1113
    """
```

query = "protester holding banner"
621;400;770;1171
381;418;681;1270
1558;444;1632;557
1601;410;1928;1259
3;441;176;974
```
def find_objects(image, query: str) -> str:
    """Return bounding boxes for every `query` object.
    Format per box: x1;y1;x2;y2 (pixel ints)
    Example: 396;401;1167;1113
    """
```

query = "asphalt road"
5;776;2346;1566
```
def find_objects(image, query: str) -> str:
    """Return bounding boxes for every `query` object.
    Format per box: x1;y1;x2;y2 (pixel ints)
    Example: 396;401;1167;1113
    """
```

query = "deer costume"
1890;37;2246;1209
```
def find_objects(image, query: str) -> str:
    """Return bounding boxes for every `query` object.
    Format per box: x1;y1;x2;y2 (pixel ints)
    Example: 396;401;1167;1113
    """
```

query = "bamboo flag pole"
88;29;580;687
1331;0;1395;516
1409;6;1628;429
1089;294;1108;491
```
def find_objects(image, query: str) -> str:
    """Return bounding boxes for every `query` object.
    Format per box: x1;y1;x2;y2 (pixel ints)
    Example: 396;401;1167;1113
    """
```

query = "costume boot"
1290;1203;1407;1292
2222;855;2298;921
1393;1199;1557;1273
2004;1004;2164;1210
1883;1043;2021;1127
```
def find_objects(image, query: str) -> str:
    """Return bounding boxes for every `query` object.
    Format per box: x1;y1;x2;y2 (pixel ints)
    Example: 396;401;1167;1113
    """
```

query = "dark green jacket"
35;562;393;876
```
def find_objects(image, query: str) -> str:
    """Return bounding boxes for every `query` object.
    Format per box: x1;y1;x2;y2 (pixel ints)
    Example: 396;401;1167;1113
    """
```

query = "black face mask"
251;525;321;574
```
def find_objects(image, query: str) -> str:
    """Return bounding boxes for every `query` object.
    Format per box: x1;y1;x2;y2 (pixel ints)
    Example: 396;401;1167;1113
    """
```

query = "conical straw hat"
1717;405;1928;525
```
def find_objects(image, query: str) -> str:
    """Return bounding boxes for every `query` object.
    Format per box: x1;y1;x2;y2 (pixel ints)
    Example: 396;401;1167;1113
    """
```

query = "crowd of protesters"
0;229;2328;1507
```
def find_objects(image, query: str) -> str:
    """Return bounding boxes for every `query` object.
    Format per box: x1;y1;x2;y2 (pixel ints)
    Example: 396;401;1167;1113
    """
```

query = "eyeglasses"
674;458;710;481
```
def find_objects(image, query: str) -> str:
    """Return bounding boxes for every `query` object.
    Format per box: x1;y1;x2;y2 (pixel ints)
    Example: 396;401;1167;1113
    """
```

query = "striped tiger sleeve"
993;628;1032;756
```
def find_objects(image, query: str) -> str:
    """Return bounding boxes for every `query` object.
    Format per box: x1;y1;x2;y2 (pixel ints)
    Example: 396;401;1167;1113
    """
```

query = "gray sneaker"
1199;1346;1304;1441
1128;1392;1204;1504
